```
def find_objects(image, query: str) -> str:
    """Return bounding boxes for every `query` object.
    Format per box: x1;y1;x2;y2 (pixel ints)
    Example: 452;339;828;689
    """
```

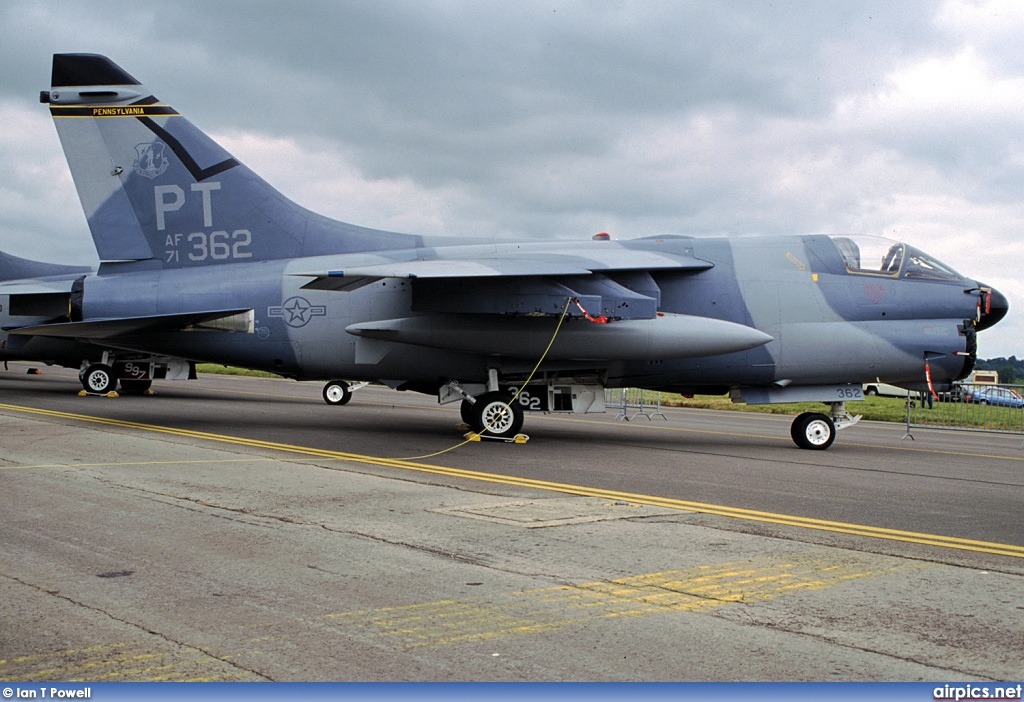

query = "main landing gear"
443;372;528;441
323;380;353;405
790;402;860;450
80;363;117;394
78;362;152;395
77;355;193;396
322;380;369;406
459;392;525;440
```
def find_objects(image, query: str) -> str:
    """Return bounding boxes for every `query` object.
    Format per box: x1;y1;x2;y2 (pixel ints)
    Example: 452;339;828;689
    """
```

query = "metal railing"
604;388;668;422
904;382;1024;442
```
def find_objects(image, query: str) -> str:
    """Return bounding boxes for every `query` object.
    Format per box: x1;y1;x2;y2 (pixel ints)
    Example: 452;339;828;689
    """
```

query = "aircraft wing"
9;309;254;339
297;258;595;284
293;242;713;320
295;244;712;287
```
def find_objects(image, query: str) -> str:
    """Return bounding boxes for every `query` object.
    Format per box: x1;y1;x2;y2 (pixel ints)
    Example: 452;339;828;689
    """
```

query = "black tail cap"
51;53;141;87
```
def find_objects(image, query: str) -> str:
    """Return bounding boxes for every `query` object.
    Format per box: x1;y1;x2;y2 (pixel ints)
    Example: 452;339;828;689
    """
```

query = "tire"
470;391;524;439
864;387;878;396
323;380;352;406
790;412;836;450
460;399;475;425
119;379;152;395
82;364;116;394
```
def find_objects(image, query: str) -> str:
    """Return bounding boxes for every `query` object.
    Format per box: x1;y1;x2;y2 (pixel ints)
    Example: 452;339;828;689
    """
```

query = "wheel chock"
461;431;530;444
78;390;120;397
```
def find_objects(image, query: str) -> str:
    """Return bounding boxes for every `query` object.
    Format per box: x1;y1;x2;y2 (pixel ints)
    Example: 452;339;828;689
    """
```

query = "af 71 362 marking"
155;182;253;262
164;231;252;264
164;229;252;263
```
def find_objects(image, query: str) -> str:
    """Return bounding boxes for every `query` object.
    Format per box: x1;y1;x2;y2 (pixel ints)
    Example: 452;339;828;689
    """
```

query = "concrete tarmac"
1;365;1023;681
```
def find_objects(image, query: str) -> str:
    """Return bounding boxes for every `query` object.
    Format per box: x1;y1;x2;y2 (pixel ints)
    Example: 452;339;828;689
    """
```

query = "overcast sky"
1;0;1022;357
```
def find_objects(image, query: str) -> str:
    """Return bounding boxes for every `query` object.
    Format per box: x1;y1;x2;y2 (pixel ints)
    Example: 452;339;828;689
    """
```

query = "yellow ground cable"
400;297;574;459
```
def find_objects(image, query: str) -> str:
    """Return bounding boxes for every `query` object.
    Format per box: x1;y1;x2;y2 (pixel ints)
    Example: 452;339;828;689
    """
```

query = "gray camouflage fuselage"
73;233;981;393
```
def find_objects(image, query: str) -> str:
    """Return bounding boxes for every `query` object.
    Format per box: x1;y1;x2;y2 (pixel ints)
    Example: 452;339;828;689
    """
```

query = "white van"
862;381;911;398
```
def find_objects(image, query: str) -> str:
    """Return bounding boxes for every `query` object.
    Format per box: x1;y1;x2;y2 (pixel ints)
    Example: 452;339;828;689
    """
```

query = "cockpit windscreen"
831;236;963;281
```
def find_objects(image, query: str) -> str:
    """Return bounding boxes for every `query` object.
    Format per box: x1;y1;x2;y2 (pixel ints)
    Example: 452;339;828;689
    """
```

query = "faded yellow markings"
0;641;265;682
322;553;907;648
0;556;909;678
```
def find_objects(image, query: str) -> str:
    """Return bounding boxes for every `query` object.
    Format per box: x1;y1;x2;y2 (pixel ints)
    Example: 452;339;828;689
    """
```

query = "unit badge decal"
133;142;169;178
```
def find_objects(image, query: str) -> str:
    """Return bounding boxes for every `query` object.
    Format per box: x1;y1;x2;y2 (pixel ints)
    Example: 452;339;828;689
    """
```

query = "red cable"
571;298;608;323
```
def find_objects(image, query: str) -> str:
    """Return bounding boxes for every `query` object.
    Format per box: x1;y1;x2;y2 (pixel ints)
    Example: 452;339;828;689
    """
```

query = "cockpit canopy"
831;235;964;281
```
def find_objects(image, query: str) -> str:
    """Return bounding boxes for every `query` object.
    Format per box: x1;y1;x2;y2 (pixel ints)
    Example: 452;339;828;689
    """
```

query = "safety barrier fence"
904;382;1024;441
604;388;668;422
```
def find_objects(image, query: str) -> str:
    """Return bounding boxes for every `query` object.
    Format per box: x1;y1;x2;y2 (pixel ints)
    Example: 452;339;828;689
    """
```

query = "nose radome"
976;285;1008;331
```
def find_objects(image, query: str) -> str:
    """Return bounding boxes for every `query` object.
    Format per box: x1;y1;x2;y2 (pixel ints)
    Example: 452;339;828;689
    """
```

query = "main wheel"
460;399;475;425
82;364;116;394
790;412;836;450
323;380;352;405
470;392;524;439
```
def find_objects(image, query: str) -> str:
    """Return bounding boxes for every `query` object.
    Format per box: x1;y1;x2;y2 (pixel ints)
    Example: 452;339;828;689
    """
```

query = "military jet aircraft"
0;249;195;393
6;53;1008;448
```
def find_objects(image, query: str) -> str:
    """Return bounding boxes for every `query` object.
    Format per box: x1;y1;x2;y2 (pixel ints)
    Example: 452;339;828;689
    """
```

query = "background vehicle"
967;370;999;385
862;382;912;398
965;386;1024;408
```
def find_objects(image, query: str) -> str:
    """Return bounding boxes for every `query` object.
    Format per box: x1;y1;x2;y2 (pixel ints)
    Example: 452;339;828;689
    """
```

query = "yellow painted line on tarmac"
0;458;278;471
156;377;1024;462
2;402;1023;559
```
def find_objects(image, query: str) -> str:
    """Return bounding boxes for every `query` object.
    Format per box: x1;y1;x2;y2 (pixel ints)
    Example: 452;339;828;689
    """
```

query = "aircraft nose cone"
976;284;1008;331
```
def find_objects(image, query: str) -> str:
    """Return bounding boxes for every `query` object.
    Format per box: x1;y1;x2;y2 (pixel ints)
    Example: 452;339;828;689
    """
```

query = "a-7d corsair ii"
9;53;1008;449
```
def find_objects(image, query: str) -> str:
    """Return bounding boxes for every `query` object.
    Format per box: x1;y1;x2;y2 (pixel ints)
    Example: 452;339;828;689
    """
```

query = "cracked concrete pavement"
2;409;1024;681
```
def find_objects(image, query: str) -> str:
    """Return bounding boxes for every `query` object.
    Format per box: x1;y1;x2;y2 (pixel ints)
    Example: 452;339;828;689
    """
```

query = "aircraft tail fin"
42;54;416;270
